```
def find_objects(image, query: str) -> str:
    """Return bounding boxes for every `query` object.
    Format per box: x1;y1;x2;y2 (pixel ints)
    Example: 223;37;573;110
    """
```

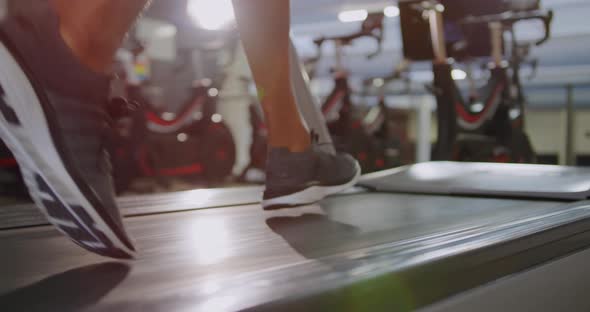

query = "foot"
0;4;135;258
262;146;361;210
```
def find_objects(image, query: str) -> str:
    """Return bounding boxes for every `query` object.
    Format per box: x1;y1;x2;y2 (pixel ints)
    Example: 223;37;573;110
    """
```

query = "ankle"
268;136;311;153
284;140;311;153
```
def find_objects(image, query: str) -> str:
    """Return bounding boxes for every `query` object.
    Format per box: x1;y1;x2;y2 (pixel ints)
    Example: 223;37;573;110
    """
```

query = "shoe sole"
0;41;135;259
262;161;361;210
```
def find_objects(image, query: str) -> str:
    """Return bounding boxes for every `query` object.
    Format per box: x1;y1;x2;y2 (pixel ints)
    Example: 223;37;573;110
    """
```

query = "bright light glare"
338;9;368;23
154;25;177;38
373;78;385;87
211;114;223;123
509;108;521;120
187;0;235;30
452;69;467;80
177;133;188;142
208;88;219;97
408;162;463;180
384;6;400;17
162;112;176;121
189;218;232;265
470;103;484;113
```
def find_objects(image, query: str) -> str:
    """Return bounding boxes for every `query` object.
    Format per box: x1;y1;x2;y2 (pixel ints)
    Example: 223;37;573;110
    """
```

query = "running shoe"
263;145;361;210
0;3;135;258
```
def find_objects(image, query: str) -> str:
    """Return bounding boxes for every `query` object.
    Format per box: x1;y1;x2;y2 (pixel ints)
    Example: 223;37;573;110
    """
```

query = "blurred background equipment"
399;0;552;163
110;29;238;194
1;0;590;198
309;13;385;173
2;0;590;193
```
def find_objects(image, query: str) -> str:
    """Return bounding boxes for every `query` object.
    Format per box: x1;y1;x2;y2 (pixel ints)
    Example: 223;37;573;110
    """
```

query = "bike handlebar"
460;9;554;46
409;1;554;47
313;13;385;60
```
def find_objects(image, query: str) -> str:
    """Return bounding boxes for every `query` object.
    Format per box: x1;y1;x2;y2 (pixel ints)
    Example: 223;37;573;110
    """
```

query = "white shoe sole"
262;161;361;210
0;40;135;258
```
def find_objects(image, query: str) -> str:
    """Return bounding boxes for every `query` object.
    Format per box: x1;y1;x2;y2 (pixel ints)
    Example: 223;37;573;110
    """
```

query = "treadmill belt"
0;186;263;230
3;191;588;311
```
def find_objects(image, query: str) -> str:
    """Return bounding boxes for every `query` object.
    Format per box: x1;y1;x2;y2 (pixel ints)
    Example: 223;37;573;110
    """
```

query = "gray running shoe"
263;146;361;210
0;3;135;258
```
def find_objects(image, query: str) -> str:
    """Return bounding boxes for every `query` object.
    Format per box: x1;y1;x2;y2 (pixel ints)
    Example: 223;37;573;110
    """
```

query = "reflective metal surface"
361;162;590;200
0;186;263;229
3;190;588;311
420;248;590;312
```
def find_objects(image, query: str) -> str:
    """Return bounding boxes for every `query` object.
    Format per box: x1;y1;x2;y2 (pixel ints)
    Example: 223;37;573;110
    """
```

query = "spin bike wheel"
333;131;375;174
201;122;236;183
375;138;404;169
139;130;207;185
249;116;268;171
239;125;267;183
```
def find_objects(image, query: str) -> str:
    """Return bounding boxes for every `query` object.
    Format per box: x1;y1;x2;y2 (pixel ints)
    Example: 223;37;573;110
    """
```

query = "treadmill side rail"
242;200;590;311
360;161;590;201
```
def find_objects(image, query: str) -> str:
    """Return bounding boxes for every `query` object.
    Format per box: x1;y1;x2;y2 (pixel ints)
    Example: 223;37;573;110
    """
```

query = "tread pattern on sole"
0;40;134;259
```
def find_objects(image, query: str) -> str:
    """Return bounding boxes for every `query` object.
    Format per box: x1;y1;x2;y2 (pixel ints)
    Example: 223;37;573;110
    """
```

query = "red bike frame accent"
145;97;205;127
0;157;17;167
454;83;505;124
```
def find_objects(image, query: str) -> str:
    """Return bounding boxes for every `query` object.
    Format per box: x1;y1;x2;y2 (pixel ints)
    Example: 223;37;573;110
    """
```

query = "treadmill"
2;1;590;312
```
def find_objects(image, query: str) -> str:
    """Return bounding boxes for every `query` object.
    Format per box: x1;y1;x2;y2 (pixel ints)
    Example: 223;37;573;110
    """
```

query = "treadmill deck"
2;190;586;311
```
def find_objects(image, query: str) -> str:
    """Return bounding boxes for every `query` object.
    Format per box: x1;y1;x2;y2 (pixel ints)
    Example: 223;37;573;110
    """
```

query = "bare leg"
49;0;150;72
50;0;310;151
233;0;311;152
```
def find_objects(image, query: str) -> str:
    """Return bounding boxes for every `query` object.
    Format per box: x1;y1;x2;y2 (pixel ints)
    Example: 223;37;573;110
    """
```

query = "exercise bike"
112;78;236;193
362;60;414;166
239;102;268;184
111;39;237;193
400;0;553;163
311;13;400;173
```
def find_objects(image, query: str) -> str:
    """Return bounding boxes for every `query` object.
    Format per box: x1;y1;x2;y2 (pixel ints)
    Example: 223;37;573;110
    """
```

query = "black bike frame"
422;2;552;160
